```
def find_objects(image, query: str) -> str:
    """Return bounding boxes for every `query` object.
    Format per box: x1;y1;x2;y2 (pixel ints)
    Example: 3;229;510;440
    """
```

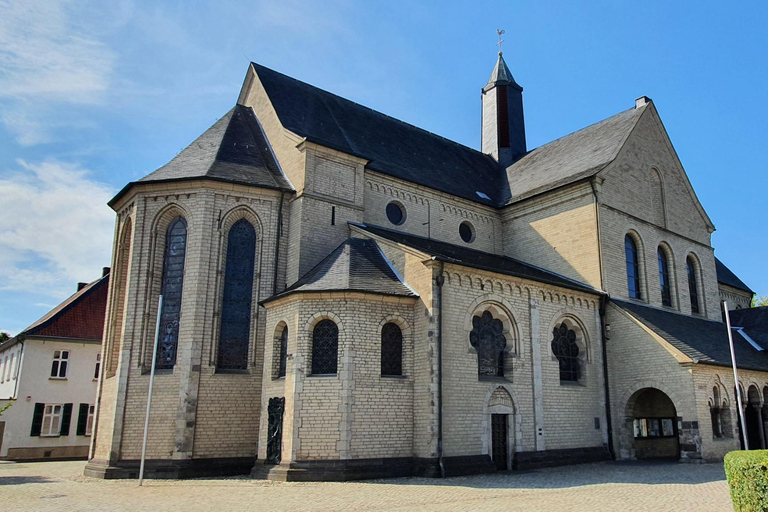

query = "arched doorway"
483;386;519;471
746;385;764;449
627;388;679;459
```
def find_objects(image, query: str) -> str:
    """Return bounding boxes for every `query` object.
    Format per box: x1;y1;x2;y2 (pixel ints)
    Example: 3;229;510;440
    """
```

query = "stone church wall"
719;284;752;311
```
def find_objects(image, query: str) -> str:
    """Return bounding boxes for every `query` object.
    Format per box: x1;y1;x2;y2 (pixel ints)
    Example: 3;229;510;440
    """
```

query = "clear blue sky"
1;0;766;334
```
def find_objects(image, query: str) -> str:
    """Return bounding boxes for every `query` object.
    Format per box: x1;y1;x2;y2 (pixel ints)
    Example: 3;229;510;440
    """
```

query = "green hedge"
725;450;768;511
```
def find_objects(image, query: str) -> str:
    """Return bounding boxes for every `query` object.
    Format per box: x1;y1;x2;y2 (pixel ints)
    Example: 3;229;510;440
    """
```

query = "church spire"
481;38;526;167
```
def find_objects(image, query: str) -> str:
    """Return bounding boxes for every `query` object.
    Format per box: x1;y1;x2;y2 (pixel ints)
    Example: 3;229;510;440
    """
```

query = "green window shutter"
76;403;89;436
30;403;45;436
60;403;73;436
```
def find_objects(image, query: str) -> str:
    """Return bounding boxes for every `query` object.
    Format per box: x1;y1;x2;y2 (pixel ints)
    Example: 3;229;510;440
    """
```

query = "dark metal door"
266;397;285;464
491;414;508;470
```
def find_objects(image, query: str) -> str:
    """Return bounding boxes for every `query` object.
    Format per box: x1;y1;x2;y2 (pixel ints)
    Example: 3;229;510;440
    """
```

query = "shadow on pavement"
0;475;56;485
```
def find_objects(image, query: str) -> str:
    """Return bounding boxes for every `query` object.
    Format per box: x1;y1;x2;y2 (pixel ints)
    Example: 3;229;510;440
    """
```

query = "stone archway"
482;385;521;471
746;385;764;449
625;387;680;460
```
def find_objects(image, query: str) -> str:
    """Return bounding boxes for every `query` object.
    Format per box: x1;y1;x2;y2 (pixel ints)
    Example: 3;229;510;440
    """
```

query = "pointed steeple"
481;52;526;167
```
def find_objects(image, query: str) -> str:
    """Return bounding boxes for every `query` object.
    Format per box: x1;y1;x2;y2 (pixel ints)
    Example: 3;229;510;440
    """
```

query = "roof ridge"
251;62;500;164
612;297;726;325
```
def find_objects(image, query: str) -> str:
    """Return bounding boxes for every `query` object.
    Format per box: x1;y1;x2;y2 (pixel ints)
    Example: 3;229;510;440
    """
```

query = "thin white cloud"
0;160;115;299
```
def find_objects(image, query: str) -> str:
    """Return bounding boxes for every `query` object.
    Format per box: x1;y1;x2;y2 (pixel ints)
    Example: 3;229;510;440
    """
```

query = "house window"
156;216;187;370
687;256;700;314
9;354;15;380
311;319;338;375
94;353;101;380
633;417;676;439
277;326;288;378
381;323;403;376
1;356;6;383
625;234;641;299
50;350;69;379
41;405;63;437
552;323;579;382
217;219;256;371
469;311;505;377
86;405;95;436
658;248;672;307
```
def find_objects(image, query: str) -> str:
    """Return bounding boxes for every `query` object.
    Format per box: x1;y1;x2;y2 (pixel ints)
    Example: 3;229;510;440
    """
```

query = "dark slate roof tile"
353;223;601;295
715;256;754;293
613;299;768;372
263;238;416;304
729;307;768;351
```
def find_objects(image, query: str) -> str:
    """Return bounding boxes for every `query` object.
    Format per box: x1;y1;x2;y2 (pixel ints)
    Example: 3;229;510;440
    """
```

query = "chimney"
635;96;651;109
77;282;88;291
102;267;111;277
482;53;526;168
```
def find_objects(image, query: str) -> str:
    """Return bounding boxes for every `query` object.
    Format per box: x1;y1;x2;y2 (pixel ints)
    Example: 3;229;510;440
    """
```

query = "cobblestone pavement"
0;460;731;511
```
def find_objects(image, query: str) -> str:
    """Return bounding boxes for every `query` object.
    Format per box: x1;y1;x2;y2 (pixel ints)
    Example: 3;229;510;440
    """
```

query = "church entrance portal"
491;414;508;470
628;388;679;460
266;397;285;464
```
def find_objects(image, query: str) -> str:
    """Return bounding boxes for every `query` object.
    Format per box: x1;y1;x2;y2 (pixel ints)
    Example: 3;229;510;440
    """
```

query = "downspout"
272;191;286;295
435;261;445;477
590;179;614;459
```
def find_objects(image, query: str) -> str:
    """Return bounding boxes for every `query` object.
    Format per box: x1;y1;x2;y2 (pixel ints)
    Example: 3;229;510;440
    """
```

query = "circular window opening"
459;221;475;243
386;202;406;226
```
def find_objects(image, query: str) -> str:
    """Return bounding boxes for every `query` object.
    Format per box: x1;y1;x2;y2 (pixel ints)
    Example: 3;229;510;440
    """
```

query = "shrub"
725;450;768;511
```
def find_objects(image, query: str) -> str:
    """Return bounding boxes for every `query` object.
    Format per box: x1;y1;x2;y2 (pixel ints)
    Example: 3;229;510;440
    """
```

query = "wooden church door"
491;414;508;470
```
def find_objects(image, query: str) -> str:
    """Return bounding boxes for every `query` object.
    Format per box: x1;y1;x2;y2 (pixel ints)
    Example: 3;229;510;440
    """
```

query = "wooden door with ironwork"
491;414;508;470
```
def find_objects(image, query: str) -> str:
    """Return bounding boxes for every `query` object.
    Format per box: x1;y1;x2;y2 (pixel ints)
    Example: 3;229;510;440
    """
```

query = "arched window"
552;323;579;382
217;219;256;370
625;235;641;299
658;247;672;307
156;216;187;370
381;323;403;376
311;319;338;375
277;325;288;378
711;386;723;438
470;311;506;377
687;256;700;314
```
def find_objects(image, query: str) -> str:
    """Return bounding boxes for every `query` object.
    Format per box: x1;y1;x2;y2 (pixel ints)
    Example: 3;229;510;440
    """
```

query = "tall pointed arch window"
156;216;187;370
625;235;641;299
218;219;257;370
277;326;288;378
658;247;672;307
687;256;700;314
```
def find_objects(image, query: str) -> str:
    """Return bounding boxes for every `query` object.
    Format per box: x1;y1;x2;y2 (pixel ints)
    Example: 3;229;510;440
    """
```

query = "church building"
85;52;766;480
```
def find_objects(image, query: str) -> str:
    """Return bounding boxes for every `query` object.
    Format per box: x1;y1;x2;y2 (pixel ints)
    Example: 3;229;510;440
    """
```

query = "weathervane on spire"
496;29;505;55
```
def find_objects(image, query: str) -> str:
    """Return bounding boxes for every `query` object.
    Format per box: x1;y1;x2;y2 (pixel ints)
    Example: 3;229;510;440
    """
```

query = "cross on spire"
496;29;505;55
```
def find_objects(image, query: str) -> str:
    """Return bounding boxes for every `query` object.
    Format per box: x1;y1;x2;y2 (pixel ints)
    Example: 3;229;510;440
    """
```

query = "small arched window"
711;386;723;438
156;216;187;370
625;235;641;299
381;323;403;376
218;219;257;370
687;256;700;314
277;325;288;378
311;319;338;375
470;311;506;377
552;323;579;382
658;247;672;307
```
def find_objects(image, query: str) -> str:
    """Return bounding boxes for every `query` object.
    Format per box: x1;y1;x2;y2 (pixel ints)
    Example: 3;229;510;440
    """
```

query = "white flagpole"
725;301;749;450
139;295;163;486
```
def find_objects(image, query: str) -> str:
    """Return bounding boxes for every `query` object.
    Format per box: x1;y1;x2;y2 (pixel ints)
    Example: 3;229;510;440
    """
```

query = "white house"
0;270;109;460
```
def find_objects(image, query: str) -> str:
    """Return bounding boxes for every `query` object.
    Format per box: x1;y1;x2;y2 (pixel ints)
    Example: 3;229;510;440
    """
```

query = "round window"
459;221;475;243
386;202;405;226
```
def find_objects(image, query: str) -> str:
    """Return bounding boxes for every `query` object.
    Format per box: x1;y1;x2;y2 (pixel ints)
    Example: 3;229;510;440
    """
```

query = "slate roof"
504;105;646;203
252;63;509;207
614;299;768;372
262;238;417;304
351;223;601;295
730;307;768;351
110;104;292;206
0;273;110;351
484;53;522;92
715;256;754;293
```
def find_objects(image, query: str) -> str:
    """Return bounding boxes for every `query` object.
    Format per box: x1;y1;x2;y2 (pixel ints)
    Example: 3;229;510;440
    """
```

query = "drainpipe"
272;191;286;295
599;295;614;459
435;261;445;477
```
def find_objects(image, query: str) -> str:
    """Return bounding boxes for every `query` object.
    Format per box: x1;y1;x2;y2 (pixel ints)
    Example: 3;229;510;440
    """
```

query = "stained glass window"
687;257;699;314
469;311;506;377
658;248;672;307
552;323;580;382
217;219;256;370
156;216;187;370
381;323;403;376
311;319;338;375
277;326;288;378
625;235;641;299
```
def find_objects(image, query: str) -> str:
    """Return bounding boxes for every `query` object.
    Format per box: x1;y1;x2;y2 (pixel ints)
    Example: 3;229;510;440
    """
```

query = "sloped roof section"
352;223;601;295
729;307;768;351
484;53;521;91
504;105;646;203
16;273;109;344
139;104;292;190
252;63;508;207
715;256;754;294
263;238;417;304
614;299;768;372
